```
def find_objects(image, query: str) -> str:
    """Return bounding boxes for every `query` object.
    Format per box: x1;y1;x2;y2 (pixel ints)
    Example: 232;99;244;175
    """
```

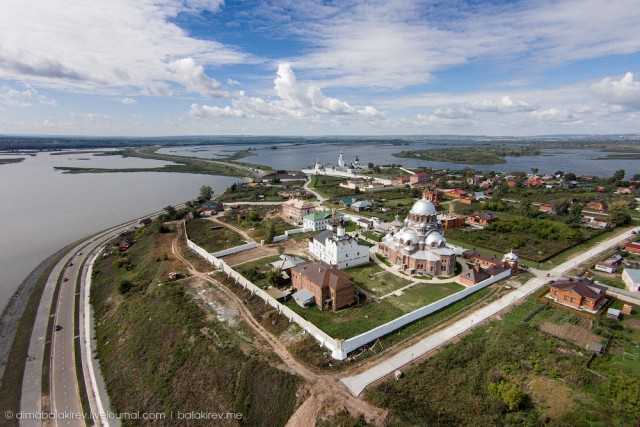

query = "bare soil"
539;321;601;348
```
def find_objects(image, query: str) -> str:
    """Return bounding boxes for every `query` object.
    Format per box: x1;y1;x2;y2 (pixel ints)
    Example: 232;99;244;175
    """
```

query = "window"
570;297;575;303
564;295;568;301
554;291;558;295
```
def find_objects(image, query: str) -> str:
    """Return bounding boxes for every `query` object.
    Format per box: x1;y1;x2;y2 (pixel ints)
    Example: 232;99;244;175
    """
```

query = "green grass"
186;218;246;252
0;157;25;165
362;230;381;242
91;229;299;427
365;296;640;426
392;145;540;165
386;281;465;312
344;263;412;297
283;299;404;340
375;252;393;267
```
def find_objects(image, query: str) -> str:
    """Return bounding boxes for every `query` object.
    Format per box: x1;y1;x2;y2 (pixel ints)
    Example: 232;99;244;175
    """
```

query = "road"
20;220;138;426
341;226;640;396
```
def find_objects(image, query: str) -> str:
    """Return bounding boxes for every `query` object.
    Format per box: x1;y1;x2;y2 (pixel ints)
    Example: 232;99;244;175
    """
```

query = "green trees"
265;223;276;243
488;380;526;412
199;185;213;201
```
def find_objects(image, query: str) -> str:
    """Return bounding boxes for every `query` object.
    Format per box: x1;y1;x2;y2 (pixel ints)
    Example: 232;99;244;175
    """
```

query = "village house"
622;268;640;292
587;200;608;212
410;172;430;185
374;176;398;186
580;216;612;230
466;211;499;227
397;176;411;185
282;198;316;223
467;175;484;186
338;197;357;208
422;187;443;211
136;218;153;228
261;170;306;183
199;200;224;216
290;260;356;310
446;188;468;199
437;213;465;230
539;203;554;213
351;200;373;212
548;277;606;311
355;218;372;230
624;242;640;255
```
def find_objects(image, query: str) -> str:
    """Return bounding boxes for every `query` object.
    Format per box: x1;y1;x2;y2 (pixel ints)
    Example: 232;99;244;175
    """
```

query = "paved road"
341;226;639;396
20;223;135;426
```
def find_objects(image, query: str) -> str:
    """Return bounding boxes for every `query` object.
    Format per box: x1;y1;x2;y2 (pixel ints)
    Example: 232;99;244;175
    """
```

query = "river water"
1;142;637;313
160;143;639;177
0;151;240;313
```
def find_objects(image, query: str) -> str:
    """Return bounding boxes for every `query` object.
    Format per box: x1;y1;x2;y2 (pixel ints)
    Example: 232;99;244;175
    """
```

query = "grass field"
386;281;465;312
365;297;640;426
284;299;404;340
344;263;412;297
186;218;246;252
91;228;299;427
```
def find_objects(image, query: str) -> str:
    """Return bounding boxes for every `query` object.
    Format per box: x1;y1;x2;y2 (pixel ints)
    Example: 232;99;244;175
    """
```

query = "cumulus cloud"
121;98;137;105
0;0;248;96
591;72;640;110
0;84;56;107
191;64;381;120
168;58;226;98
468;96;534;113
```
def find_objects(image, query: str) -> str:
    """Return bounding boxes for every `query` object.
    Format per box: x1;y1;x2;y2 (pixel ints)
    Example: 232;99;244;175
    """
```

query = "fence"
185;225;511;360
339;269;511;355
272;227;312;243
211;242;257;258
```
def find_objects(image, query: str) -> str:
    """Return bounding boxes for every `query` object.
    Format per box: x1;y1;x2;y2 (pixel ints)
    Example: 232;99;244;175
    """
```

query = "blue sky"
1;0;640;136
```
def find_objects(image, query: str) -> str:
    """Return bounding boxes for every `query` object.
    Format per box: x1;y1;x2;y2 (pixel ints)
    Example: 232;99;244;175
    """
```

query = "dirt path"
172;223;388;426
206;216;255;243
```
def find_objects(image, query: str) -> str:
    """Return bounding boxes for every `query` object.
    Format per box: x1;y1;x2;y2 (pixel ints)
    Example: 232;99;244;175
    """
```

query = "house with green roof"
302;210;342;231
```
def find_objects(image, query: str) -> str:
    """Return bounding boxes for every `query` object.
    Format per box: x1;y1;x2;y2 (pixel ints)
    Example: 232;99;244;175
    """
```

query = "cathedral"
379;198;456;276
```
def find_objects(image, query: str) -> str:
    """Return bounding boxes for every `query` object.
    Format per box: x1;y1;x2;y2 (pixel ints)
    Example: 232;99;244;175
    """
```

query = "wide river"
0;151;240;313
160;142;639;177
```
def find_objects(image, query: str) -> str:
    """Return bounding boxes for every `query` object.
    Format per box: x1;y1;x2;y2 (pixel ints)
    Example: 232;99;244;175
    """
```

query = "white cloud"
121;98;137;105
261;0;640;89
168;58;226;98
191;64;381;120
0;0;248;97
468;96;534;113
591;72;640;110
0;84;56;107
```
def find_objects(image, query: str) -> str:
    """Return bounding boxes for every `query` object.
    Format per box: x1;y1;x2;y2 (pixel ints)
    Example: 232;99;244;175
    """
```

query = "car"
68;262;73;267
62;278;68;282
54;325;62;331
632;231;638;235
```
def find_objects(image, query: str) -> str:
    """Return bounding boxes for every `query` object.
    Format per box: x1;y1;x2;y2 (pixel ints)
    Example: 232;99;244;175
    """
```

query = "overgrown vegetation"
91;228;299;426
393;145;541;165
365;299;640;426
185;218;246;252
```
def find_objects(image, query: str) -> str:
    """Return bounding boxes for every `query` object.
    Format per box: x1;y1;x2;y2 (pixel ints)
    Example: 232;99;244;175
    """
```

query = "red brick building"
458;264;490;286
290;261;355;310
466;211;499;227
548;277;606;311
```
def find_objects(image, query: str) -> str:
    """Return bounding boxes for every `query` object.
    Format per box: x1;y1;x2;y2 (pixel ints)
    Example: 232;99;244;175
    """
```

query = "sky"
1;0;640;137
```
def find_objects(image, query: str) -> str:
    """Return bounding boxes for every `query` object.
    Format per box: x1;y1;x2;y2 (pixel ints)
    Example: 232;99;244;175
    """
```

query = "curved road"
20;218;146;426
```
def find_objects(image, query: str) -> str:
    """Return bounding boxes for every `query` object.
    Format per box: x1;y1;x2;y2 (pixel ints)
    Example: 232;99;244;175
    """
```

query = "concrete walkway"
341;226;640;396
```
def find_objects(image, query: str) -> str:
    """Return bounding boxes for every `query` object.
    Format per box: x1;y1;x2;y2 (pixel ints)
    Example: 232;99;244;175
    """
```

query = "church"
379;198;457;276
309;218;370;269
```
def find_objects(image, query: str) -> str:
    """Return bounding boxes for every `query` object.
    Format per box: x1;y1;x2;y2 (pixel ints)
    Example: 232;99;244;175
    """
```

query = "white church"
301;150;364;178
309;219;370;269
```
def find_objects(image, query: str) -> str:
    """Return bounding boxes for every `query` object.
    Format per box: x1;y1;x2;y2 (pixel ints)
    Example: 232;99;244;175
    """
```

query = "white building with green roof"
303;210;341;231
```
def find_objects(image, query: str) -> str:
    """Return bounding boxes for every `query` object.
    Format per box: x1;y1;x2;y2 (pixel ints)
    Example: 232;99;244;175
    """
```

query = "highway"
341;226;640;396
20;220;138;426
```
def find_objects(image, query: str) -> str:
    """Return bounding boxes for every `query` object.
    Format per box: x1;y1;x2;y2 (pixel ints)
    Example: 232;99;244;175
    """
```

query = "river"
0;151;241;313
160;143;639;178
